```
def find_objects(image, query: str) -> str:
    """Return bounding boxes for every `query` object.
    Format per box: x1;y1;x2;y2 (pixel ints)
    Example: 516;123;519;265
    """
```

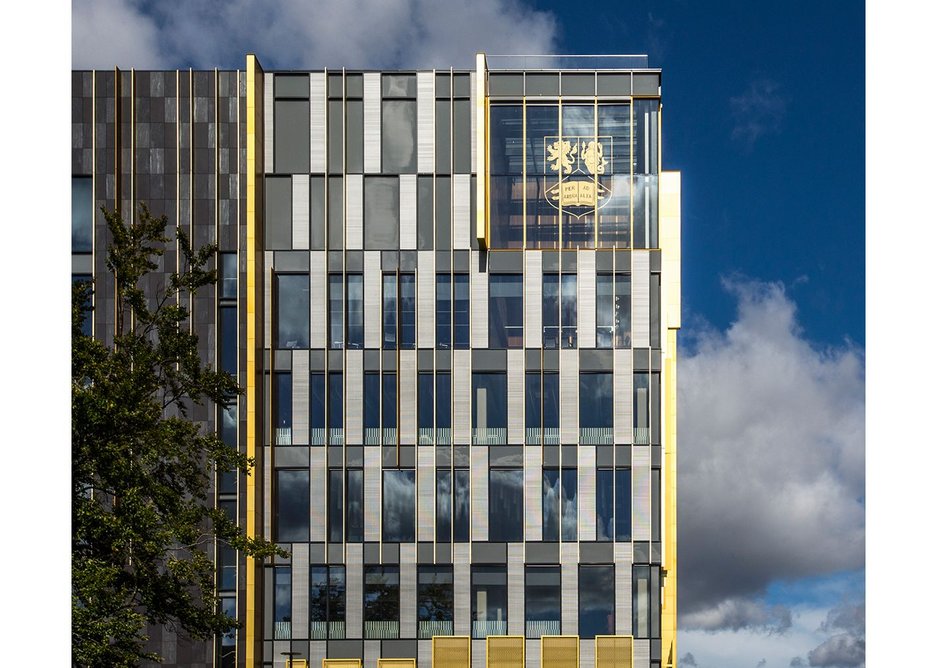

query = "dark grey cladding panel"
328;251;344;270
525;542;559;564
596;250;614;272
579;542;614;564
472;542;506;563
561;446;578;466
651;542;662;565
633;73;660;95
418;542;435;563
650;250;662;272
472;349;506;372
364;542;381;564
274;546;291;564
561;252;577;272
328;543;344;564
365;349;381;371
73;254;93;274
633;348;650;371
489;446;522;467
597;72;631;96
328;641;364;659
309;542;326;562
418;349;434;370
453;445;470;467
543;349;559;372
596;445;614;467
542;445;560;467
435;544;452;563
525;349;541;370
275;447;309;468
633;541;651;564
400;250;417;271
452;250;470;272
615;249;631;269
580;349;613;371
346;250;364;272
275;73;309;98
399;446;416;468
652;445;661;467
488;250;523;273
436;446;452;466
346;446;364;466
382;350;397;371
383;447;398;467
436;250;452;272
310;350;326;371
382;640;418;659
488;73;523;96
475;250;488;273
328;350;344;369
382;542;400;564
542;251;560;272
381;251;399;271
274;350;292;370
275;250;310;271
652;350;661;371
616;445;632;465
328;447;344;467
435;349;451;370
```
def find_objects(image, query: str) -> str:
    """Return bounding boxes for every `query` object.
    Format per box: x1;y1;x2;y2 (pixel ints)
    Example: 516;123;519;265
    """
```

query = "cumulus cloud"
791;658;807;667
681;653;698;667
730;79;788;149
682;597;792;634
807;634;865;668
73;0;558;69
678;277;865;626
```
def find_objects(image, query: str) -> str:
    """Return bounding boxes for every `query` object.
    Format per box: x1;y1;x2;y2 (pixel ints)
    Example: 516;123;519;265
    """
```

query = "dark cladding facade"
71;54;681;668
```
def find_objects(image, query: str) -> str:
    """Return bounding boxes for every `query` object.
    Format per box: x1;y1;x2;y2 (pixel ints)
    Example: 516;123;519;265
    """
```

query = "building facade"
71;53;680;668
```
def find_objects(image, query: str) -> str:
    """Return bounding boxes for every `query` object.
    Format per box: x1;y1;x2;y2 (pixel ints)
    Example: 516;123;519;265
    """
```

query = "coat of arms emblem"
544;136;613;217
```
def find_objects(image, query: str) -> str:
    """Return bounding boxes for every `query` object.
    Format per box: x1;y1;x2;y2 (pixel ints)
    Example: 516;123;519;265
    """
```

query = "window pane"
72;177;93;252
383;273;397;349
311;177;326;249
399;273;416;349
525;105;559;249
72;274;93;337
328;99;343;173
265;176;292;249
542;373;559;434
561;468;578;541
472;566;507;638
275;469;309;542
347;469;364;542
615;468;632;541
436;274;452;348
525;566;561;638
220;253;238;300
365;177;400;249
364;566;400;638
310;566;329;626
274;566;292;636
453;274;470;349
561;274;578;348
347;274;364;349
473;372;507;444
488;105;523;248
634;373;649;443
596;274;613;348
435;100;451;174
329;469;343;542
650;273;661;348
435;177;451;250
633;565;650;638
652;468;661;542
452;99;472;174
579;565;615;638
453;469;470;541
364;372;380;430
277;275;310;349
382;373;397;430
436;372;451;443
489;469;523;542
382;100;417;173
275;100;310;174
418;372;434;431
542;468;559;541
436;469;452;542
580;373;613;444
525;373;541;444
597;104;632;248
328;274;343;349
329;372;343;430
596;469;613;541
275;372;292;445
330;567;347;633
218;403;238;493
328;177;343;250
382;470;415;542
220;305;238;375
542;273;559;348
310;373;325;444
615;274;631;348
560;104;596;249
418;566;454;637
488;274;523;348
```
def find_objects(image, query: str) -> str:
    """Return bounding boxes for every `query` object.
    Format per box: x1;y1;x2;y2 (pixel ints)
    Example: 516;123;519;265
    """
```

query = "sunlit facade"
71;53;680;668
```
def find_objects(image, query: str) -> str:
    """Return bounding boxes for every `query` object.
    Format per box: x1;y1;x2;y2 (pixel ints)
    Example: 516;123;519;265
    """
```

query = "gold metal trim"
377;660;416;668
323;660;361;668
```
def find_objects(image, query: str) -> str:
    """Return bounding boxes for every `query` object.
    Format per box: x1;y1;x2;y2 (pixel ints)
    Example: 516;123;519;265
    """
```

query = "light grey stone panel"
526;640;540;668
632;251;650;348
453;350;471;445
613;350;633;444
364;73;381;173
264;252;274;345
508;542;524;635
507;349;524;444
472;640;485;668
346;174;363;250
365;446;382;542
293;350;310;446
346;351;364;445
615;543;633;635
311;251;328;349
400;350;417;445
310;72;326;173
470;251;488;348
310;641;328;668
471;445;488;541
293;175;310;250
264;73;273;170
524;446;542;542
453;175;471;249
524;251;542;349
634;639;650;668
633;446;651;541
578;250;596;348
454;543;471;636
418;445;435;542
292;543;310;639
365;639;381;668
364;251;382;349
561;543;579;635
417;251;435;349
418;639;432;668
579;446;596;541
580;637;594;668
400;544;418;638
400;174;417;250
310;448;327;541
560;350;579;444
347;544;364;638
417;72;435;173
470;71;477;173
273;641;291;667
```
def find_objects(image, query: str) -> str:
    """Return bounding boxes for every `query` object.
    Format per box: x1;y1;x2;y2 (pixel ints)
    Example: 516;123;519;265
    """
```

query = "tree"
72;204;284;666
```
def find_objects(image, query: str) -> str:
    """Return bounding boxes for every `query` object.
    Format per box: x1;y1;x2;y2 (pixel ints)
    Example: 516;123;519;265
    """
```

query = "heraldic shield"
544;135;614;218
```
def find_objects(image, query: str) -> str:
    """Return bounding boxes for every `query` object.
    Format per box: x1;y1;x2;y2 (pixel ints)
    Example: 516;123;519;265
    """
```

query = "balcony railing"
418;427;434;445
472;620;508;639
383;427;397;445
364;620;399;639
273;621;291;640
275;427;292;446
634;427;650;444
364;427;380;445
419;620;454;639
543;427;560;445
436;427;451;445
310;427;325;446
525;427;541;445
580;427;613;445
309;620;345;640
473;427;506;445
526;620;561;638
329;427;344;445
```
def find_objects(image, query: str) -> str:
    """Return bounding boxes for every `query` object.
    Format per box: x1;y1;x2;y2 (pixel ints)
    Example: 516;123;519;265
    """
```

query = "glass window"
525;566;561;638
399;274;416;349
72;274;93;337
274;99;310;174
274;566;292;639
347;274;364;349
275;372;292;445
580;373;613;444
365;177;399;249
579;565;615;638
560;104;597;249
382;372;397;434
276;274;310;349
561;467;578;541
542;467;559;541
218;403;238;494
383;274;397;349
275;469;309;542
220;305;237;374
436;372;451;445
364;566;400;639
525;104;560;248
219;595;237;657
453;468;470;542
310;372;325;445
364;372;380;444
72;177;93;253
217;501;237;591
435;100;451;174
382;100;417;173
346;99;364;173
382;469;415;542
525;373;541;445
382;74;416;97
615;273;631;348
488;468;523;542
616;467;632;541
597;104;632;249
632;565;660;639
473;372;507;445
347;469;364;542
472;566;507;638
488;105;523;248
488;274;523;348
418;566;454;638
328;372;343;444
542;373;559;444
436;274;452;348
220;253;237;300
542;273;559;349
418;372;434;444
453;274;470;349
596;468;614;542
634;372;649;444
596;274;614;348
436;468;452;542
328;274;343;349
328;468;343;542
310;565;346;639
561;274;578;348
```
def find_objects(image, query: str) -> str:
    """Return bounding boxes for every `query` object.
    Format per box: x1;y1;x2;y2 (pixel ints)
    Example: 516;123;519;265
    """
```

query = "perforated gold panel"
323;659;362;668
541;635;579;668
486;636;524;668
594;636;633;668
379;660;416;668
433;635;471;668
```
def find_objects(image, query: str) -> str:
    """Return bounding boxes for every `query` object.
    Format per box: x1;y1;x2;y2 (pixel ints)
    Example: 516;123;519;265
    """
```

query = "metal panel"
560;543;578;636
472;640;485;668
363;73;381;173
417;251;435;349
526;640;541;668
632;447;651;541
310;73;326;173
293;175;310;250
292;543;310;639
434;636;471;668
470;251;487;348
453;350;471;445
488;636;524;668
264;73;273;170
470;445;488;541
311;251;328;349
453;544;471;636
578;446;596;541
346;544;364;638
541;637;577;668
578;251;596;348
633;640;649;668
400;174;417;250
346;351;364;445
507;544;525;635
453;175;471;249
559;350;579;444
400;350;417;445
418;445;435;542
507;349;524;444
310;641;328;668
293;350;310;446
524;446;542;542
264;253;274;345
364;250;382;348
346;174;363;250
365;446;382;542
613;351;633;444
632;252;650;348
400;544;418;639
417;72;435;173
524;251;542;349
310;448;327;542
595;636;632;668
615;544;633;635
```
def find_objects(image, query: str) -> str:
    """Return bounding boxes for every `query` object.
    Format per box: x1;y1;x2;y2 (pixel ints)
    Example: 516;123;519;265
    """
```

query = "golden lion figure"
581;140;608;175
547;139;576;174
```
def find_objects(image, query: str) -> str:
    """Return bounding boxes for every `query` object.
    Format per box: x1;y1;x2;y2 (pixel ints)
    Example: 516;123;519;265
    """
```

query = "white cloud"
682;597;792;634
72;0;558;70
730;79;788;149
